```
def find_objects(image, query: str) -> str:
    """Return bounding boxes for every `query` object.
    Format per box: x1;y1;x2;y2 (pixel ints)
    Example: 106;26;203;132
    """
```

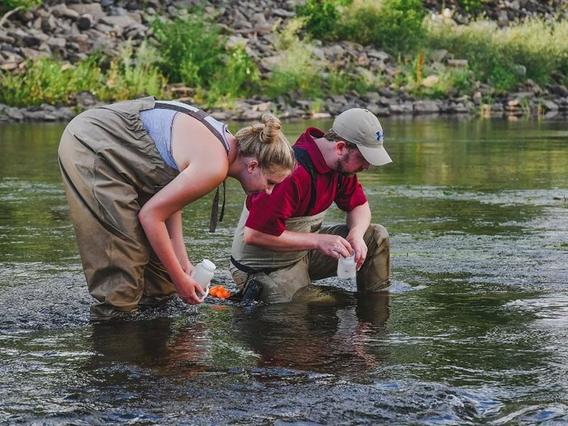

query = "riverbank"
1;0;567;122
2;90;567;123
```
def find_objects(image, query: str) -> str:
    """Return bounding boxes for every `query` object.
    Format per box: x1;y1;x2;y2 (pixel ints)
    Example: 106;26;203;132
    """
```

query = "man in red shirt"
230;108;392;303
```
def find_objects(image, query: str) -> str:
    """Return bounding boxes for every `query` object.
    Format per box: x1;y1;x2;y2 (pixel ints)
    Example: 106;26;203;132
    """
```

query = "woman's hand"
174;274;205;304
181;259;194;276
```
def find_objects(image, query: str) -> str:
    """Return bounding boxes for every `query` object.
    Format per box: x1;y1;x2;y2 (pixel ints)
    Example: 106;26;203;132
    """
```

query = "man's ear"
247;159;259;173
336;140;348;155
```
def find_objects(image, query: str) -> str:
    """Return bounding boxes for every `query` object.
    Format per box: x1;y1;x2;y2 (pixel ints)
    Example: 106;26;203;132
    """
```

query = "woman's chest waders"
57;97;227;319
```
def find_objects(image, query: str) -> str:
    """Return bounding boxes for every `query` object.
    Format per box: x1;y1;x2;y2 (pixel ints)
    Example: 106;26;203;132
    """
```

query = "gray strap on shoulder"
154;101;228;232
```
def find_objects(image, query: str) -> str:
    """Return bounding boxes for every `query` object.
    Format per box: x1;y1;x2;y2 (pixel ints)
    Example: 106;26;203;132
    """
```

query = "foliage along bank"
1;0;567;122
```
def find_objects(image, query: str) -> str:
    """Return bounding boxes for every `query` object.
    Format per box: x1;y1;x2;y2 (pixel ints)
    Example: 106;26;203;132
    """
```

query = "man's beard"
337;154;356;177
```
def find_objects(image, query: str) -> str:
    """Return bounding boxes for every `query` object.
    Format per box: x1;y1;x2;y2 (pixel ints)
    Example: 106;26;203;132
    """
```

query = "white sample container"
337;254;356;280
191;259;216;300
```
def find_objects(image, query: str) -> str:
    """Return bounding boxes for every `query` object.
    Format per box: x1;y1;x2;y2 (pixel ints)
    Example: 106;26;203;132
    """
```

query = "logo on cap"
376;130;384;144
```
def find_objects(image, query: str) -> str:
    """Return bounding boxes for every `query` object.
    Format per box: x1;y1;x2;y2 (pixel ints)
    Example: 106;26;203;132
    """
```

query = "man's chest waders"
230;145;392;304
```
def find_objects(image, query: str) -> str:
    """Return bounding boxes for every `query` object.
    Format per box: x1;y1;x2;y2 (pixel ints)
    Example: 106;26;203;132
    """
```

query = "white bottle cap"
201;259;216;271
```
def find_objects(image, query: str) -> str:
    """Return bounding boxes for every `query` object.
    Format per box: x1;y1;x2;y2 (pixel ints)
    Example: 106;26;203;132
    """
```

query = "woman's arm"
139;163;227;304
165;210;191;274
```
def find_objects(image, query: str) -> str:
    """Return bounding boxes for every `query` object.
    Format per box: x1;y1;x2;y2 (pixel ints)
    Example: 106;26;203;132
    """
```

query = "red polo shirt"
245;128;367;236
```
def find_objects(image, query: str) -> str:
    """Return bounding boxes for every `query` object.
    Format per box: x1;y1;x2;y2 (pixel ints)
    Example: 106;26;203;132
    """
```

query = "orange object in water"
209;285;231;299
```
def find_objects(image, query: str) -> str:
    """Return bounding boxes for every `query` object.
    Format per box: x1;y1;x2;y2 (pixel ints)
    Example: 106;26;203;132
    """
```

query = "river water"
0;116;567;424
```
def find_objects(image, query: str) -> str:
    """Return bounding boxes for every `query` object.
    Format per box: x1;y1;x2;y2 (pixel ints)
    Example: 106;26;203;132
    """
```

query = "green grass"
0;42;166;107
427;18;568;91
97;41;166;101
0;57;101;106
262;20;324;100
207;44;260;106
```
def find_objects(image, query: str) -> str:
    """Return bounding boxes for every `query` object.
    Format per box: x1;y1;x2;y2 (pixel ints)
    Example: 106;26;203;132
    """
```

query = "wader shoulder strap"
154;101;229;153
154;101;228;232
292;146;345;214
209;181;226;232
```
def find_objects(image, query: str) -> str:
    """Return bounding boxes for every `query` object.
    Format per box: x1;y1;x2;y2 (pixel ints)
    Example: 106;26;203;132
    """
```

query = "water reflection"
91;318;176;366
232;292;390;375
89;292;390;378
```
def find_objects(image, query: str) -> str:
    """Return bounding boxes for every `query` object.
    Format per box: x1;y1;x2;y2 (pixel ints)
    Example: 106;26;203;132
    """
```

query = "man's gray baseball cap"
331;108;392;166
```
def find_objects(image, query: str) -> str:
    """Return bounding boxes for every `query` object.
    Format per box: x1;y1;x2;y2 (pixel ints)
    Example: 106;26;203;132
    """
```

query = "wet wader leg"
230;259;311;304
357;224;390;292
59;130;149;315
308;224;350;280
141;251;176;307
308;224;390;292
229;264;248;293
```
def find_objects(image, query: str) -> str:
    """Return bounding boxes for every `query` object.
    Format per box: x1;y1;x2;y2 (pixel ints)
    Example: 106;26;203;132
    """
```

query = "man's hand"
316;234;353;259
347;234;367;269
346;202;371;269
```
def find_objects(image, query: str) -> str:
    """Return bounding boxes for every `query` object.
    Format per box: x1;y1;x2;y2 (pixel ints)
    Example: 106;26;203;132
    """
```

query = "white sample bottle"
191;259;216;300
337;254;356;280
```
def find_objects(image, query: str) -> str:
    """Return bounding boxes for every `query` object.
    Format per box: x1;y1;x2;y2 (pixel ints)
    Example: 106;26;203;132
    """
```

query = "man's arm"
345;201;372;268
244;227;352;259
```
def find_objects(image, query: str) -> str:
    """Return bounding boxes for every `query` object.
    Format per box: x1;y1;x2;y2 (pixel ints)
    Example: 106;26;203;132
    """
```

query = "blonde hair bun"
260;113;282;144
235;112;294;172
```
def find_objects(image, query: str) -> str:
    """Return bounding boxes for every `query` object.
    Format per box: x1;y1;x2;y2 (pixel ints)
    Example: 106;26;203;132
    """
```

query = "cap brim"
358;144;392;166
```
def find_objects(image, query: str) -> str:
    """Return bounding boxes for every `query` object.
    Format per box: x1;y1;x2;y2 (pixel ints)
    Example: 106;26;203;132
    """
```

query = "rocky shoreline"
1;0;567;123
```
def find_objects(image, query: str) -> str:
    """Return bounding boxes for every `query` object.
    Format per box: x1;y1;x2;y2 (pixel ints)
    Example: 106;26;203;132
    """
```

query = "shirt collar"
295;128;332;174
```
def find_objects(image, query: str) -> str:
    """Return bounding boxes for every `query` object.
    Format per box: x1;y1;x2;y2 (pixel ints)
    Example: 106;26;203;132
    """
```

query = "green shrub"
263;21;323;99
0;0;41;13
152;14;259;105
458;0;484;15
98;41;166;101
338;2;383;46
296;0;351;40
374;0;426;53
339;0;426;54
152;15;225;87
208;44;260;105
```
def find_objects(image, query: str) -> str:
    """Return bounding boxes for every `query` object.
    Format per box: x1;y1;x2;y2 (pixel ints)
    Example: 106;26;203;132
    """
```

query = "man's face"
337;146;370;176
